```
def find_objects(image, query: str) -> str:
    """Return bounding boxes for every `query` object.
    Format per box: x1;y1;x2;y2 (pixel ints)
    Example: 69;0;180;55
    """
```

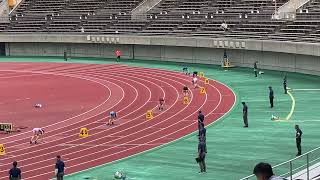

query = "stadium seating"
3;0;320;41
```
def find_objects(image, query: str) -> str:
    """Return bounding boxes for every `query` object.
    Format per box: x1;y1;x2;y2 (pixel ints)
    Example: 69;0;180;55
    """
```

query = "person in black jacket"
197;136;207;173
254;61;258;77
9;161;21;180
283;76;287;94
242;102;248;127
55;155;65;180
295;125;303;156
197;111;205;136
199;126;206;142
269;86;274;108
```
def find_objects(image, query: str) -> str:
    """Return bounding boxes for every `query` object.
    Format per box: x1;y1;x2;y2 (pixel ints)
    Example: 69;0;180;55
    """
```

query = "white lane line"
23;68;221;179
0;67;169;168
293;89;320;91
59;143;164;147
6;68;186;178
0;69;113;141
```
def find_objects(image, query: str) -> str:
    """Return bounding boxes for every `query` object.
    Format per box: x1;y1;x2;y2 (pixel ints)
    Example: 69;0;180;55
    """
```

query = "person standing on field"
295;125;303;156
283;76;287;94
242;102;248;128
115;49;121;62
269;86;274;108
55;155;65;180
254;61;258;77
9;161;21;180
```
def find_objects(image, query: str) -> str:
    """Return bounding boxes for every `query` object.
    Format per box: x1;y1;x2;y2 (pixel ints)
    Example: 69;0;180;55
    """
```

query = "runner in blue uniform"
108;111;117;125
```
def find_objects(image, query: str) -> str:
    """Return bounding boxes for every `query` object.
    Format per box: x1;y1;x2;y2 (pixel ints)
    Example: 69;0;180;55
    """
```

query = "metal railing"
272;12;296;20
240;146;320;180
9;0;23;15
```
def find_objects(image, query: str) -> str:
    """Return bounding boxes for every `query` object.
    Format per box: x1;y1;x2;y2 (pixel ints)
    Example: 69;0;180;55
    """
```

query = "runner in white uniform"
193;77;198;88
30;128;45;144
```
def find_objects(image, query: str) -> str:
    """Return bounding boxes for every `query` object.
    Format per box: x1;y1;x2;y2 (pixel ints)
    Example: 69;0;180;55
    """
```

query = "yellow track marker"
146;110;153;120
204;78;209;85
183;96;189;105
200;87;206;94
199;72;204;78
79;128;89;138
0;144;6;155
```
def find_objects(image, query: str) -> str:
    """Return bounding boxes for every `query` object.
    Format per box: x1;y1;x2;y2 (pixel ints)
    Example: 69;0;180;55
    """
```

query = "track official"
295;125;303;156
9;161;21;180
269;86;274;108
197;111;205;136
242;102;248;128
55;155;65;180
283;76;287;94
254;61;258;77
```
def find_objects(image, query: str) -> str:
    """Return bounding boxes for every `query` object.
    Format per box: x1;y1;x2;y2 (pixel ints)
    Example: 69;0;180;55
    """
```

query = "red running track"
0;62;236;179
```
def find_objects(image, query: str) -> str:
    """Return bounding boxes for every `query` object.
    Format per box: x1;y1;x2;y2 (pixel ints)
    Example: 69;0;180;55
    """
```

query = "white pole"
275;0;277;15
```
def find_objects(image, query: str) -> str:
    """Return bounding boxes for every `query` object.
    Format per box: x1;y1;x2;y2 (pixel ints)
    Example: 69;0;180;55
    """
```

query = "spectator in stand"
9;161;21;180
221;20;228;31
253;162;284;180
55;155;65;180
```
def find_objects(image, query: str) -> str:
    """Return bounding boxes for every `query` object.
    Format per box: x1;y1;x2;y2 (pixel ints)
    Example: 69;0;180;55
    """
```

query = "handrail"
278;0;292;12
240;146;320;180
9;0;23;15
131;0;149;13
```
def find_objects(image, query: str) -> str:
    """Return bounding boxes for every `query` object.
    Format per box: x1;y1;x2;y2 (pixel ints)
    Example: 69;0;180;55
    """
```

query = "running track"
0;62;235;179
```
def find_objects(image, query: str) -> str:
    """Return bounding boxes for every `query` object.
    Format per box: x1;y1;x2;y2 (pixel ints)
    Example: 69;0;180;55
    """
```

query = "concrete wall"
1;33;320;75
6;42;320;76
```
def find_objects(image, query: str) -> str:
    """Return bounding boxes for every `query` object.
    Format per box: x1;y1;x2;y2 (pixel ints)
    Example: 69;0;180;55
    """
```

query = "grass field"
1;57;320;180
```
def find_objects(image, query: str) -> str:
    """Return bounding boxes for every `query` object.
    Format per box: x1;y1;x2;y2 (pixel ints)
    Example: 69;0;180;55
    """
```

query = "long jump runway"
0;62;235;179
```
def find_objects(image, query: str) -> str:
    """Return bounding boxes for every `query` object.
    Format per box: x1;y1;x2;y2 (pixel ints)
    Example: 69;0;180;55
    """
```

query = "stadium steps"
39;17;53;32
93;0;110;16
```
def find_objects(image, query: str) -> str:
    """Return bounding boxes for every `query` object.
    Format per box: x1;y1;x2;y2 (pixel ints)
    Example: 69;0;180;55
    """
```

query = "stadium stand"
2;0;320;42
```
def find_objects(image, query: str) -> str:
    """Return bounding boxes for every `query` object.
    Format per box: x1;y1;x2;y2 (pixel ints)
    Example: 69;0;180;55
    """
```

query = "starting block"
200;87;206;94
0;144;5;155
146;110;153;120
199;72;204;78
183;96;189;105
79;127;89;138
204;78;209;85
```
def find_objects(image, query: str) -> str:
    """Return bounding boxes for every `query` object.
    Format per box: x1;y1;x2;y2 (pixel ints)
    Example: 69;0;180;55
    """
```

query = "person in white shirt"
192;77;198;88
221;21;228;31
30;128;45;144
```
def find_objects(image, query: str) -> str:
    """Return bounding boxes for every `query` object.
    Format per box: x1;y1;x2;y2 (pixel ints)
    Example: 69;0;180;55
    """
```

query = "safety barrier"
240;146;320;180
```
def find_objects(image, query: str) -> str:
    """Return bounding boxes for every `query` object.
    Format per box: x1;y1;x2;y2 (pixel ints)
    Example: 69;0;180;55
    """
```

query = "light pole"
274;0;277;15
